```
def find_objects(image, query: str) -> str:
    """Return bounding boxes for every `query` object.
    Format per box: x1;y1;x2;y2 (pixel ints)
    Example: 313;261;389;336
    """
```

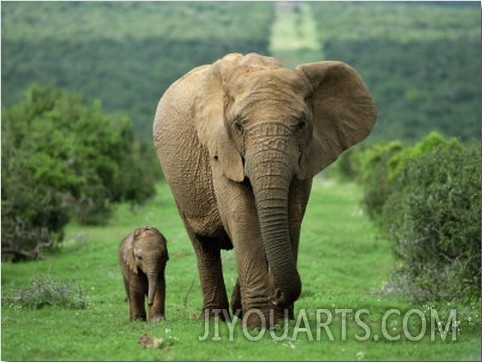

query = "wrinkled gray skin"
153;53;377;328
119;226;169;322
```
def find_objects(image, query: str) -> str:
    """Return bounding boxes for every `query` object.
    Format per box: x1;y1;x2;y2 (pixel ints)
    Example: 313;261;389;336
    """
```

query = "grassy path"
269;2;324;68
2;180;480;360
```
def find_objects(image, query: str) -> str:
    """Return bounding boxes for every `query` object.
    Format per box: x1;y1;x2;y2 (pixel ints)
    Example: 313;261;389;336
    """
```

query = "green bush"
2;276;87;309
325;145;364;182
1;133;71;261
383;143;481;302
386;131;463;180
1;86;157;260
357;141;405;221
358;132;481;302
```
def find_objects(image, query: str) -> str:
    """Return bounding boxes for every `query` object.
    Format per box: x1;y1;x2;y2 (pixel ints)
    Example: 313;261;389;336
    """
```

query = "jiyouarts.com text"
199;308;458;342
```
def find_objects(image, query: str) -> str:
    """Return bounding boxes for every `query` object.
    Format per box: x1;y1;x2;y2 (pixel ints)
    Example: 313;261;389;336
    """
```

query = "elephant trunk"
247;150;302;308
147;272;159;306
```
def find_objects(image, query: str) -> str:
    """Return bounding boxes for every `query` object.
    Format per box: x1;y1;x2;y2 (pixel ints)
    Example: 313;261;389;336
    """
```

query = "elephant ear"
122;231;138;274
296;61;377;180
195;53;245;182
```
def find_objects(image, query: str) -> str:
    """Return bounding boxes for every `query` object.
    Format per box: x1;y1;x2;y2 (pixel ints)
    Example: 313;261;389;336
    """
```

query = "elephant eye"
233;119;244;136
296;118;307;132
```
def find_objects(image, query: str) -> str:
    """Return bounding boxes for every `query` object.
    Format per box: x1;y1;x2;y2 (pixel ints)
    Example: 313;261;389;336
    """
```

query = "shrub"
356;132;480;302
326;144;365;182
1;143;70;261
1;86;157;260
386;131;463;180
383;143;481;302
356;141;405;221
2;276;87;309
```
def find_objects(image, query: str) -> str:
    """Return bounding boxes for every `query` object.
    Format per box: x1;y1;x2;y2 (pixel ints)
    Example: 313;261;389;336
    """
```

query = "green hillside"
310;1;481;142
2;1;480;142
1;2;274;138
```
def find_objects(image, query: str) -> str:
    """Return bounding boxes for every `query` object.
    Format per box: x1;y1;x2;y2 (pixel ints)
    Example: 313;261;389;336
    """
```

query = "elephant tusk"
271;288;284;307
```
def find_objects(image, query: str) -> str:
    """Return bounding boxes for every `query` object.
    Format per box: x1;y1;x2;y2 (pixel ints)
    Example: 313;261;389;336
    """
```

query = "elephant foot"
148;314;165;323
130;311;147;322
243;307;290;329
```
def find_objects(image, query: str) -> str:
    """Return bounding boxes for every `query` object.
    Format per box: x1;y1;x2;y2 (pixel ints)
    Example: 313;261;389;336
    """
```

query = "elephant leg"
122;274;130;302
128;279;147;321
229;217;288;328
215;185;284;328
230;278;242;318
187;228;230;320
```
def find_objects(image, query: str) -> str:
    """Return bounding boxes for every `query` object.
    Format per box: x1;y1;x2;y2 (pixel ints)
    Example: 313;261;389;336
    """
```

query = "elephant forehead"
135;245;167;260
237;69;309;94
135;236;165;250
234;90;309;121
232;71;309;111
135;227;163;240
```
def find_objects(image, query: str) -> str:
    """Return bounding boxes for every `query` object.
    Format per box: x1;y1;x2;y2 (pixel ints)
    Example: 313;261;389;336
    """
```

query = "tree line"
1;2;273;140
2;2;479;142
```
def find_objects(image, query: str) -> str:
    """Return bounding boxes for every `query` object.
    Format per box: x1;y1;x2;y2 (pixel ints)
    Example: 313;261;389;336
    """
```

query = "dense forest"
1;2;273;138
2;1;480;142
310;1;480;141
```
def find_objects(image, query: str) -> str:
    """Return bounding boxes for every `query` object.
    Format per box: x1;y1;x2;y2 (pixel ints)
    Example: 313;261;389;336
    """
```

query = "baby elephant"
119;226;168;322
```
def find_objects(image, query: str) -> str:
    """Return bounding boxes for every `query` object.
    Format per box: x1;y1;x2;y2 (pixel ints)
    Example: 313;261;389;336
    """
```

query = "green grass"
2;179;480;360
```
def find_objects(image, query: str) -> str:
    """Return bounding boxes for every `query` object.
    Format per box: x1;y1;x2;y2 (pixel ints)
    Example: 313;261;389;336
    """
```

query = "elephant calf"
119;226;168;322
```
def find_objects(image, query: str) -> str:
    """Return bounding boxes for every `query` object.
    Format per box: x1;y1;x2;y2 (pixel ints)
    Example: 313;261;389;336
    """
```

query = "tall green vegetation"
1;86;157;261
1;2;274;139
324;38;480;142
3;2;479;142
352;133;481;302
310;1;480;142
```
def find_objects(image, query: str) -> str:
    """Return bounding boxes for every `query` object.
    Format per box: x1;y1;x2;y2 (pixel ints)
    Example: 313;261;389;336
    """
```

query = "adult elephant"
153;53;376;328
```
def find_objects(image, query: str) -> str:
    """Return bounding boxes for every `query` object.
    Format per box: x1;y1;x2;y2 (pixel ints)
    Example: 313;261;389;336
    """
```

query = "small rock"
138;333;164;349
